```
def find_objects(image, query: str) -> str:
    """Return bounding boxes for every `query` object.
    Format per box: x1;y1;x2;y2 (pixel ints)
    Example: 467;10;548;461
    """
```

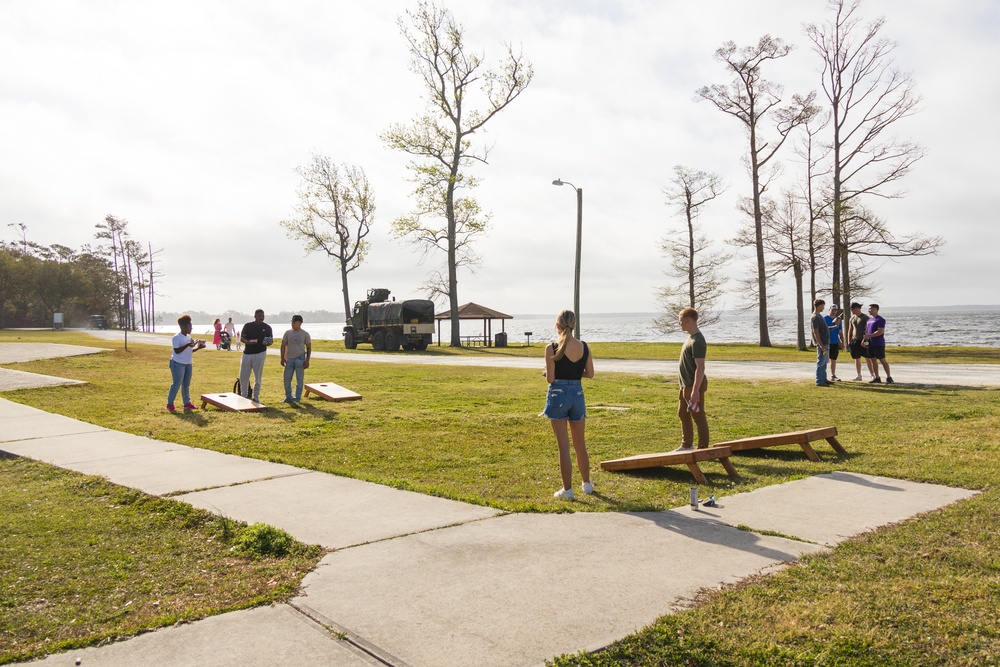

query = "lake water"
200;307;1000;348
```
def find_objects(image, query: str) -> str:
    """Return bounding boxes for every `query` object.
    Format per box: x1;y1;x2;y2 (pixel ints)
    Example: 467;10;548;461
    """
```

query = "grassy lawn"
0;458;322;665
2;330;999;665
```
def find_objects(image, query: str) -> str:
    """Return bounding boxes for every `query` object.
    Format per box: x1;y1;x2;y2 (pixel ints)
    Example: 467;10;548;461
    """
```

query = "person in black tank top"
543;310;595;501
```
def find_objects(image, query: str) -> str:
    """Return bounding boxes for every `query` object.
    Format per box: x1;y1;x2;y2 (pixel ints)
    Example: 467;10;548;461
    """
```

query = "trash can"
494;332;508;348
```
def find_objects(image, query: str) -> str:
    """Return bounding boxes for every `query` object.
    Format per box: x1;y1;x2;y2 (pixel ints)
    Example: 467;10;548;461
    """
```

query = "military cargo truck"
343;288;435;351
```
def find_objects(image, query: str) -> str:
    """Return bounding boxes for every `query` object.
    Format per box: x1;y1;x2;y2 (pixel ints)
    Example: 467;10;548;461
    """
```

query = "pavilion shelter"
435;302;513;347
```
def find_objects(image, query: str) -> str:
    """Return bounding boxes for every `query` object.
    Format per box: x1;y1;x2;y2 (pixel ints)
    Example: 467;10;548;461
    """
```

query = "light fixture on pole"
551;178;583;339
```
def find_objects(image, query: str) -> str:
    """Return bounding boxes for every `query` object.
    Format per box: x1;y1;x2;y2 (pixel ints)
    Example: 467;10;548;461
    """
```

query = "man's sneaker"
582;481;594;495
869;377;882;384
854;375;863;381
831;375;840;381
553;488;575;501
183;403;198;410
166;404;176;412
886;376;894;384
671;445;694;453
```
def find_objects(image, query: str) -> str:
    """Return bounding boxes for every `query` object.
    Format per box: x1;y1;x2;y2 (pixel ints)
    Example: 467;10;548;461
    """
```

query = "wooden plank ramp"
715;426;845;462
303;382;362;402
601;446;737;485
200;393;267;412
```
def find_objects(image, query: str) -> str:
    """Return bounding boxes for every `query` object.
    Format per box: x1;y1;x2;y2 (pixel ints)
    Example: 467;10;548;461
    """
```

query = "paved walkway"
74;330;1000;387
0;341;984;666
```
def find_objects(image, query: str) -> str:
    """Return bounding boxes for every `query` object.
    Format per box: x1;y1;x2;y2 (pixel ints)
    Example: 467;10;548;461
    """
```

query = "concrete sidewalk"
0;341;984;665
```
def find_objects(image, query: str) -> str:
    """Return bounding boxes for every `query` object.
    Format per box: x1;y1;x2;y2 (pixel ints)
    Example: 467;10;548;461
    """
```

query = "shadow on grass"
171;411;209;426
731;448;859;464
614;465;745;487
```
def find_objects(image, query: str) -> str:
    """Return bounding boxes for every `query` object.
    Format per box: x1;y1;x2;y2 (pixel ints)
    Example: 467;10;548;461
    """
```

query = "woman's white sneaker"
582;481;594;495
553;488;575;500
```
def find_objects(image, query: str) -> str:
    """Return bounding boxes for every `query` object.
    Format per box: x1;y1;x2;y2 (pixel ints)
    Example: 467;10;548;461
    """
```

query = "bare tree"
93;216;159;330
805;0;930;312
763;191;814;350
697;36;818;346
841;203;942;301
794;111;834;301
280;153;375;320
654;166;730;332
382;1;532;346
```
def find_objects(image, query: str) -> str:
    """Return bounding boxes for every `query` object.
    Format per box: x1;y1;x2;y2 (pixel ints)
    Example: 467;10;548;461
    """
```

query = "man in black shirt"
239;309;273;402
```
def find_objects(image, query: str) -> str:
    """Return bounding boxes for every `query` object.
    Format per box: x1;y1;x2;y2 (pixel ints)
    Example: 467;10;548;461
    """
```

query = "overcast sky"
3;0;997;320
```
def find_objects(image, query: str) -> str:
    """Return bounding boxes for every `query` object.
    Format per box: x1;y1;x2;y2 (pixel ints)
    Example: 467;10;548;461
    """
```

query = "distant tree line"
1;218;160;330
158;310;345;326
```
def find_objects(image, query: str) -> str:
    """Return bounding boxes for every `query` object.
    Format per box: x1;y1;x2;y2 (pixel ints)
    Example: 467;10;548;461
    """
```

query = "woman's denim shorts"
543;379;587;421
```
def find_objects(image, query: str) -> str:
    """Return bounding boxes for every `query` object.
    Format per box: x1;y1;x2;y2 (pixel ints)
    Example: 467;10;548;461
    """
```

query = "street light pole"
552;179;583;339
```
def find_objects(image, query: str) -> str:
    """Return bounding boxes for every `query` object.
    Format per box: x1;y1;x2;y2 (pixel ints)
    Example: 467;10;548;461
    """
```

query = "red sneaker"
183;403;198;410
166;404;176;412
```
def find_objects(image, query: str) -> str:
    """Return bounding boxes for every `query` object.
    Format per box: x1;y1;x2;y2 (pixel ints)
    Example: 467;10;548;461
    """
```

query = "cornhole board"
601;445;737;485
714;426;845;462
303;382;362;402
200;393;267;412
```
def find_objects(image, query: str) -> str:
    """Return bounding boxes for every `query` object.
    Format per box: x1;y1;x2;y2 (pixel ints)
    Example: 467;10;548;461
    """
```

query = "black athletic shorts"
829;344;840;360
867;345;886;360
849;341;867;359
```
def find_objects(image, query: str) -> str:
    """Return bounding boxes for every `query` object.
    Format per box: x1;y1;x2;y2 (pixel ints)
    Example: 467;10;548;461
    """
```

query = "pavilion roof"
435;302;512;320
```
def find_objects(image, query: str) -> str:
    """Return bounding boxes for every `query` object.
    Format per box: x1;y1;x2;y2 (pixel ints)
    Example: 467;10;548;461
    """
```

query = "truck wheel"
385;330;400;352
372;330;386;351
344;330;357;350
415;339;428;351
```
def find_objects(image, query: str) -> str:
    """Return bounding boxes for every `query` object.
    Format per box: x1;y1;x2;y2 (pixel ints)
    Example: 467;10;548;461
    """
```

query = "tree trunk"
841;247;851;314
831;105;843;306
447;139;462;347
794;260;806;351
340;253;352;321
750;125;771;347
686;205;696;307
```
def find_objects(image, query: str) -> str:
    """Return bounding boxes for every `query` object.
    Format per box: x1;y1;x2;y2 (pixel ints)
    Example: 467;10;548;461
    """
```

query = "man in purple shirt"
863;304;893;384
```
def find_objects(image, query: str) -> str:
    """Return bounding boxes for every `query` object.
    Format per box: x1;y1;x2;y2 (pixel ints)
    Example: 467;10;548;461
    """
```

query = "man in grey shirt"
280;315;312;403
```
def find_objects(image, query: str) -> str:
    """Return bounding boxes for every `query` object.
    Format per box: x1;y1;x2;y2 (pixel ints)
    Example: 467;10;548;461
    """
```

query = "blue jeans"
283;354;306;401
168;360;192;405
816;346;829;385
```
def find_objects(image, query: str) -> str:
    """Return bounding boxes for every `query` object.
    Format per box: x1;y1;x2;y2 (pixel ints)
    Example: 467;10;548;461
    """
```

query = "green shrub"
233;523;294;558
